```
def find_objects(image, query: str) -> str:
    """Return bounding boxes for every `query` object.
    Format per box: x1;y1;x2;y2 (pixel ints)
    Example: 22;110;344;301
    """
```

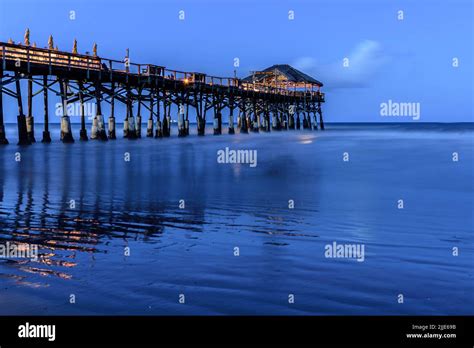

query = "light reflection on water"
0;123;473;315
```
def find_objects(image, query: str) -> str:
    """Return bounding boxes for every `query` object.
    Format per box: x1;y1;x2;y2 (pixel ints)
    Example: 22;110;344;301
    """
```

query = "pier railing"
0;42;324;100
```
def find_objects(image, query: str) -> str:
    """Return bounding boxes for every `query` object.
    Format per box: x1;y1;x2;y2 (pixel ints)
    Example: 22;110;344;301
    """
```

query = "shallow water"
0;123;473;315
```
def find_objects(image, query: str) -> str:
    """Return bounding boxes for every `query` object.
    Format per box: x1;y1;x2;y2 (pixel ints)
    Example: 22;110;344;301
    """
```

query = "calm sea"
0;123;472;315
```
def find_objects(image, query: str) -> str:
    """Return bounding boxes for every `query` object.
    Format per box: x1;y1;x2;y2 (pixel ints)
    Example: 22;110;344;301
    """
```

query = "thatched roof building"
242;64;323;90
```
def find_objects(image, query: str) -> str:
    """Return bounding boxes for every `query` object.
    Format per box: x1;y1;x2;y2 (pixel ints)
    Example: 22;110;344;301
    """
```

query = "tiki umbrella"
24;28;30;46
72;39;78;54
48;35;54;49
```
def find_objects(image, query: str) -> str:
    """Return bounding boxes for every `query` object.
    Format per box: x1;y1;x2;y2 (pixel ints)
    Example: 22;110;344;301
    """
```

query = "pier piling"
78;82;88;141
185;102;190;135
15;73;30;145
108;82;116;139
136;90;142;138
146;94;154;137
318;101;325;130
155;98;162;138
213;109;222;135
178;105;185;137
92;83;108;140
240;100;248;134
313;111;319;130
289;112;295;129
0;71;9;144
26;76;36;142
59;79;74;143
228;102;235;134
41;75;51;143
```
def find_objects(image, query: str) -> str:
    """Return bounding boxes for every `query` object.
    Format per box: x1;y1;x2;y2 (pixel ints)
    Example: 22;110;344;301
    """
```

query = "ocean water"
0;123;472;315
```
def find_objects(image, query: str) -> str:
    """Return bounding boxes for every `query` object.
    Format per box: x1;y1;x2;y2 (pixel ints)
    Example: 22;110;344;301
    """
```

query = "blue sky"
1;0;473;122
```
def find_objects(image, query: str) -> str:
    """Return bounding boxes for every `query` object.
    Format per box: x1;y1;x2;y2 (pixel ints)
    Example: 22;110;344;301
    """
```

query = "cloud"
293;40;389;89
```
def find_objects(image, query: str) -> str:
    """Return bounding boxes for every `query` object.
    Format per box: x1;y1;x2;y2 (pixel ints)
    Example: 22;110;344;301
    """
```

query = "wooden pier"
0;30;325;145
